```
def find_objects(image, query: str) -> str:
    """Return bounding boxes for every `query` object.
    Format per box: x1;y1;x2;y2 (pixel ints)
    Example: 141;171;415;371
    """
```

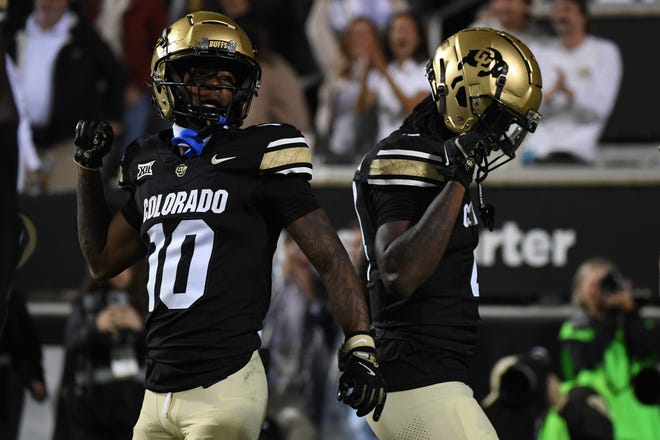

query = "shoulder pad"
118;139;141;189
256;123;312;179
366;132;449;188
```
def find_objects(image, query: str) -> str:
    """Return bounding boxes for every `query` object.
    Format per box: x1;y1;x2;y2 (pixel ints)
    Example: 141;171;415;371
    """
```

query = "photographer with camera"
53;261;147;440
483;346;613;440
555;257;660;439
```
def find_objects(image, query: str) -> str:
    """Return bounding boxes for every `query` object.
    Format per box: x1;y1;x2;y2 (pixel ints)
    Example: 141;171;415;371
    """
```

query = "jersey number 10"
146;219;213;311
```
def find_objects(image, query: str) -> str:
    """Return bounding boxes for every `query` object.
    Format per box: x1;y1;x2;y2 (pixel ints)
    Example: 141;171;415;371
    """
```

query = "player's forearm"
320;260;371;335
76;167;112;277
287;209;371;334
381;183;464;297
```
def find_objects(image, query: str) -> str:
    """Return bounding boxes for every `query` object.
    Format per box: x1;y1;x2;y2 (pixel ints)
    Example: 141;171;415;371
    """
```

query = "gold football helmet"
426;28;542;178
151;11;261;127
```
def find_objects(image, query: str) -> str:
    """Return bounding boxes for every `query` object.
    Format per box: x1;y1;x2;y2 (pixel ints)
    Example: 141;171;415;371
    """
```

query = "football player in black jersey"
352;28;542;439
73;11;385;440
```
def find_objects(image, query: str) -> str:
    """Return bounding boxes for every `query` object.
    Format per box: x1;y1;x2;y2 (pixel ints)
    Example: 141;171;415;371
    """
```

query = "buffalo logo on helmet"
458;48;508;80
449;47;509;109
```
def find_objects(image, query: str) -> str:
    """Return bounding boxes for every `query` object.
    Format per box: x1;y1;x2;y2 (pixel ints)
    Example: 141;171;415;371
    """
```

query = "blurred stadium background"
10;1;660;438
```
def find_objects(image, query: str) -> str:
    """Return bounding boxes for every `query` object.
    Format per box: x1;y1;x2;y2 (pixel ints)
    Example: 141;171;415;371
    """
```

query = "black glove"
73;120;114;170
451;132;487;160
337;332;386;421
438;132;486;189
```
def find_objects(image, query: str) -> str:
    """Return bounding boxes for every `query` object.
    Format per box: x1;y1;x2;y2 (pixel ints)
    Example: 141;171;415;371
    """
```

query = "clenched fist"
73;120;114;170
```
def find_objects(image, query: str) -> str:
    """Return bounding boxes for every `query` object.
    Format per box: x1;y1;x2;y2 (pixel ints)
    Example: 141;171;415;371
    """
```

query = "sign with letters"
472;185;659;301
314;184;660;303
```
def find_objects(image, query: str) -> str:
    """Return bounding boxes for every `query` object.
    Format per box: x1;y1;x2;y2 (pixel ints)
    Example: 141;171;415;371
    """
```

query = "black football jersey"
353;130;482;391
119;123;318;392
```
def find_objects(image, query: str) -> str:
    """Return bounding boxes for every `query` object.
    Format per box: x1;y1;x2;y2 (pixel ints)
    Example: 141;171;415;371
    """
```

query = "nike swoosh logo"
211;155;236;165
359;362;376;376
442;144;451;166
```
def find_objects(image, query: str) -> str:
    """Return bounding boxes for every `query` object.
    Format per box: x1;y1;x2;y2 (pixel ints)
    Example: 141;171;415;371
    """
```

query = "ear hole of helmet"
455;87;467;108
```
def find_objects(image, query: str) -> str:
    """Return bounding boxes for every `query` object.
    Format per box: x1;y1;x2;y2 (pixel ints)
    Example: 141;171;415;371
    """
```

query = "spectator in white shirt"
356;11;429;143
470;0;550;52
523;0;622;165
305;0;410;78
315;17;381;163
7;0;123;191
4;55;40;193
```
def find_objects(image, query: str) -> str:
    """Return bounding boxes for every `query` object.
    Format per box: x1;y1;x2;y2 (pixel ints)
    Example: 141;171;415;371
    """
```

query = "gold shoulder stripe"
260;146;312;171
370;158;444;182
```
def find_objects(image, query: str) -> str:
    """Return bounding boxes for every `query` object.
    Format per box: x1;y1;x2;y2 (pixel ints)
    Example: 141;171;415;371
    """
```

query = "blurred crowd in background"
3;0;655;194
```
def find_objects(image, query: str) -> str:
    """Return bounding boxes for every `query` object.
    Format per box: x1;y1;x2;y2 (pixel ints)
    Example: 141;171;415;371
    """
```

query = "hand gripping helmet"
426;28;542;179
151;11;261;128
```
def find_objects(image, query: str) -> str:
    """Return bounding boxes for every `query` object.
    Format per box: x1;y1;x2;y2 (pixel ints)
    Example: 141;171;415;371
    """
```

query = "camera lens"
632;366;660;405
599;271;623;294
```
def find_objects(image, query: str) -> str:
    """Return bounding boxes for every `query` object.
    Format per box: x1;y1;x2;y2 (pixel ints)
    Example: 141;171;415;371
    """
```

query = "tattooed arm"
376;182;465;298
286;208;370;335
77;168;146;280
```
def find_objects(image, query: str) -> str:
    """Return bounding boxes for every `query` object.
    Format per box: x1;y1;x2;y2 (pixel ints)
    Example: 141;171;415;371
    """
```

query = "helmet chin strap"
171;115;227;158
477;182;495;231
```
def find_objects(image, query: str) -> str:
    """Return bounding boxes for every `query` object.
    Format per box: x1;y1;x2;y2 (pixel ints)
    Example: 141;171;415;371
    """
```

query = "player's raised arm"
375;133;485;298
74;121;146;280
